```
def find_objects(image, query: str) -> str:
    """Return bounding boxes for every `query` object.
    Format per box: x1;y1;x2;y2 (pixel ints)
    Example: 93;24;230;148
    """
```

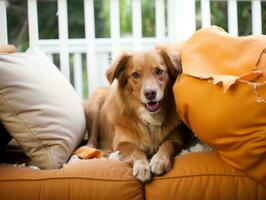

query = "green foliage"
196;1;201;29
94;0;110;38
120;0;132;37
238;1;252;35
68;0;85;38
38;0;58;39
211;1;228;32
7;0;28;51
142;0;155;37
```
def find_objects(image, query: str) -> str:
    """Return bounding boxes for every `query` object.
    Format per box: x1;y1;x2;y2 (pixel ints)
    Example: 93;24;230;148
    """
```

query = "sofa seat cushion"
145;152;265;200
0;152;264;200
0;159;143;200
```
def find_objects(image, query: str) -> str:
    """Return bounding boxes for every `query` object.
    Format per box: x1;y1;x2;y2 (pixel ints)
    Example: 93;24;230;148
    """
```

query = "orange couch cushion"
0;159;143;200
146;153;265;200
173;26;266;185
1;152;264;200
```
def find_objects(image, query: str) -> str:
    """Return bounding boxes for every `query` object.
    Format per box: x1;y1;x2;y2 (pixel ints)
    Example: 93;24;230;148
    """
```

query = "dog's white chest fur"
138;107;165;155
138;107;164;126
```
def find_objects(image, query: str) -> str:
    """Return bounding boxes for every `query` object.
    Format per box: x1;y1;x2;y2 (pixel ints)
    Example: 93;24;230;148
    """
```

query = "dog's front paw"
133;160;151;183
150;154;171;176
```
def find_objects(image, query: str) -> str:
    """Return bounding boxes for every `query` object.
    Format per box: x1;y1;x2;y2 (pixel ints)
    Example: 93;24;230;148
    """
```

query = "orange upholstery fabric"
145;153;265;200
0;159;143;200
73;146;103;159
1;152;264;200
173;26;266;185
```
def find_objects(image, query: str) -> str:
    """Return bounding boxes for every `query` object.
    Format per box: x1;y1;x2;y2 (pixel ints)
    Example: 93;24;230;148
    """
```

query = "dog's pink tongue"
146;102;160;112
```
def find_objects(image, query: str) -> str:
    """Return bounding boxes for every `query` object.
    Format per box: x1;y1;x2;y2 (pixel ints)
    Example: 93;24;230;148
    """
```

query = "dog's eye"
155;68;164;76
132;71;140;79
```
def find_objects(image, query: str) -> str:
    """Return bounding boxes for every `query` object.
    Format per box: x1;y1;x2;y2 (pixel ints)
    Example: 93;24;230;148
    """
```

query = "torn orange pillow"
173;26;266;185
74;146;103;159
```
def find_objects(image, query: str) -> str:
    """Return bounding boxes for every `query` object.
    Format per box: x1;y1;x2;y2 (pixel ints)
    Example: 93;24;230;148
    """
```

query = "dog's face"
106;48;181;113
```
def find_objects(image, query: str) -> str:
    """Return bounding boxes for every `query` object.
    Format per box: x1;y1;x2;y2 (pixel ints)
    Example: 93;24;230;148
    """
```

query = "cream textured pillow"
0;47;86;169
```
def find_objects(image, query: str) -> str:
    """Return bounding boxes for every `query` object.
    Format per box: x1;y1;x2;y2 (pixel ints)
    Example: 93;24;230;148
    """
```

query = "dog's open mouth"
145;102;160;112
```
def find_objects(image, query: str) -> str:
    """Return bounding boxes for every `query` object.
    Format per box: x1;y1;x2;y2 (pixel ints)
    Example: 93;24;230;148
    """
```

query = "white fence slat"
132;0;142;50
110;0;120;58
0;0;8;45
155;0;165;40
200;0;211;28
38;38;160;54
58;0;70;80
167;0;174;40
27;0;39;46
252;0;262;34
168;0;196;41
228;0;238;36
74;53;83;99
84;0;97;95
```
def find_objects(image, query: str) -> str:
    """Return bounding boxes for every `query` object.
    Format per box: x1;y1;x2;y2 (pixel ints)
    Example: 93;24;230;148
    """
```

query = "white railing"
0;0;264;98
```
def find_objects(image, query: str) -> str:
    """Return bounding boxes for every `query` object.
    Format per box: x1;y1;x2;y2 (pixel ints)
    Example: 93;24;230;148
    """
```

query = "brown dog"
78;46;183;183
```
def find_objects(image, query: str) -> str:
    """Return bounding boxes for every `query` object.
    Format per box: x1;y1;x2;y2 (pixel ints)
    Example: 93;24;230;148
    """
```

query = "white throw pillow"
0;47;86;169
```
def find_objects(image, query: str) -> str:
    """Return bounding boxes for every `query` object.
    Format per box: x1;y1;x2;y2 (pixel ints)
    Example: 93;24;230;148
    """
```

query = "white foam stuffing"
66;155;81;165
180;143;213;156
29;165;40;170
65;151;121;166
13;163;40;170
108;151;120;160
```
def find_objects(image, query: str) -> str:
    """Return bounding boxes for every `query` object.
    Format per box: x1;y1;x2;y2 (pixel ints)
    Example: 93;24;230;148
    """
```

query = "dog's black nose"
144;89;157;100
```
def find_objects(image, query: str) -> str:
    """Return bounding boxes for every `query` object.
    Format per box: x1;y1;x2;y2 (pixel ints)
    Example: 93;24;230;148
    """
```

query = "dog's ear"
156;43;182;80
106;51;132;87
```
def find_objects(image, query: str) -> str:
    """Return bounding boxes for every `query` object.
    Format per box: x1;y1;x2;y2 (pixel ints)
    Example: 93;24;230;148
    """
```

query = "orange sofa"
1;26;266;200
0;141;264;200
